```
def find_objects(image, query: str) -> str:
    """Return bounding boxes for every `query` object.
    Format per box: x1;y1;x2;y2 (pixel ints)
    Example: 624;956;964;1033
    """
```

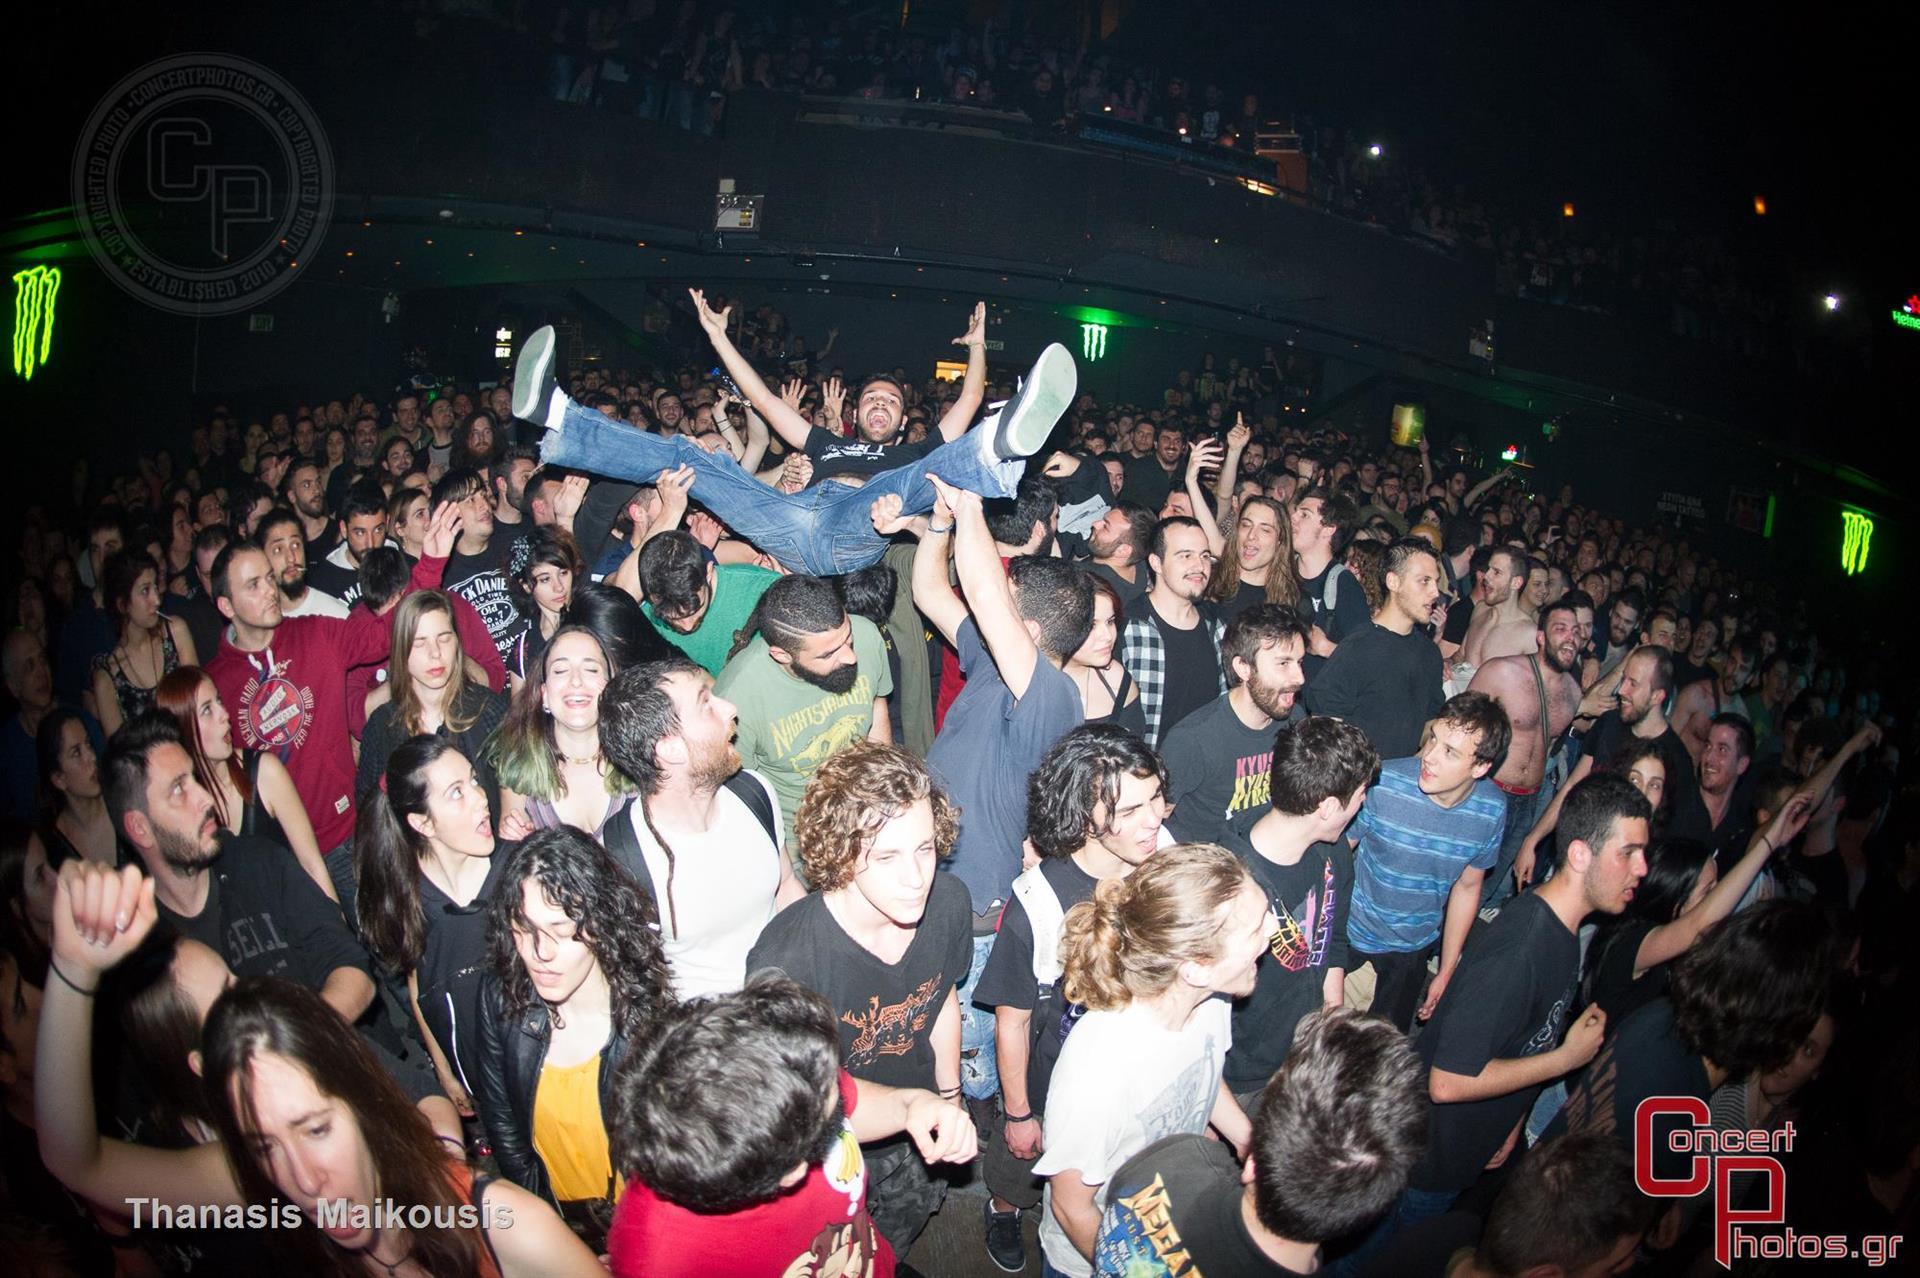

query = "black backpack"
599;772;781;926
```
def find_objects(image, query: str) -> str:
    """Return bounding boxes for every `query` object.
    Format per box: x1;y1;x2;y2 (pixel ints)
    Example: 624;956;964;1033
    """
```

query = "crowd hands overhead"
1;285;1913;1278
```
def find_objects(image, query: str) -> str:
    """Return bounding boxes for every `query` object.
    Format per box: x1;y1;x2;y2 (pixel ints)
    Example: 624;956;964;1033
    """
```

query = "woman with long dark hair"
156;666;335;900
34;861;601;1277
561;580;672;671
473;829;674;1248
27;706;116;869
355;737;507;1121
506;525;585;681
357;591;508;819
87;549;197;735
494;627;630;837
1585;792;1814;1021
1062;574;1144;733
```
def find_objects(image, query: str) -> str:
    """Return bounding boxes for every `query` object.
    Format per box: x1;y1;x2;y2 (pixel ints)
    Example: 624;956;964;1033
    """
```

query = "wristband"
1003;1110;1036;1124
938;1085;962;1098
49;959;98;996
926;522;954;535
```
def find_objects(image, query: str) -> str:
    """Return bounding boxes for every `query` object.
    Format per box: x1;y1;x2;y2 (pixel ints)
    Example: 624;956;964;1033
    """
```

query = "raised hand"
552;474;590;523
688;287;731;341
780;377;805;413
953;301;987;348
53;861;158;980
925;473;978;525
422;501;464;559
1227;413;1251;453
655;465;696;520
869;493;919;538
821;376;847;426
778;453;814;494
1186;437;1225;483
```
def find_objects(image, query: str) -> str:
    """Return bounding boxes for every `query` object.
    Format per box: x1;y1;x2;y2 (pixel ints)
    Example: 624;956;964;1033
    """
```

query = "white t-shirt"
1032;997;1232;1277
623;769;786;999
281;587;349;618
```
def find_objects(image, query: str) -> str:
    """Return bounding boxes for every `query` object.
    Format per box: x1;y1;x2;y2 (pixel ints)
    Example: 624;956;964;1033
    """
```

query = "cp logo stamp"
70;53;334;316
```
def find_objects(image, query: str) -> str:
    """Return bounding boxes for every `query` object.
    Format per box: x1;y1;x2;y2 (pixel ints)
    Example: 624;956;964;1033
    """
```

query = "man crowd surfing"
1;285;1913;1278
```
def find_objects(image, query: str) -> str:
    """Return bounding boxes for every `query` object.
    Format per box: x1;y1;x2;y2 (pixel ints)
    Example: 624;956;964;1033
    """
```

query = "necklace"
561;748;602;768
359;1232;410;1276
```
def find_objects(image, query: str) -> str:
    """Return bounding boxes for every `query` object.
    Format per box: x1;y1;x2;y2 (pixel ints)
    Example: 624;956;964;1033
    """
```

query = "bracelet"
926;523;954;535
1003;1110;1036;1124
938;1085;962;1098
1756;834;1774;856
48;959;98;997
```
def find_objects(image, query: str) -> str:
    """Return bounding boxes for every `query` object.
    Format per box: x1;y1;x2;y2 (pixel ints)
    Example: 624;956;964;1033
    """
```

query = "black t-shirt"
411;843;516;1100
1151;604;1224;741
1223;831;1353;1089
1442;596;1475;645
1122;454;1180;511
1352;1210;1483;1278
1583;917;1668;1022
1550;997;1708;1184
1672;656;1712;694
306;554;363;609
1581;712;1698;811
157;834;372;993
1161;694;1295;845
441;534;531;666
1668;785;1756;874
1095;1134;1310;1277
1297;561;1371;645
1304;623;1445;762
747;872;973;1090
1217;579;1272;628
974;855;1102;1013
1086;559;1149;607
1411;892;1579;1192
804;429;941;484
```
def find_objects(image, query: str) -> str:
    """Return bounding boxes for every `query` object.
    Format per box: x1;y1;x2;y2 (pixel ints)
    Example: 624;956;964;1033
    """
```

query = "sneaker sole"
995;342;1076;459
511;326;556;423
982;1202;1026;1274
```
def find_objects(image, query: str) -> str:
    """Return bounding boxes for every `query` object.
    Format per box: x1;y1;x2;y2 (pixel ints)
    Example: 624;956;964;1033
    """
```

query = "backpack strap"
1322;562;1347;614
1011;866;1067;990
721;769;781;849
599;796;658;909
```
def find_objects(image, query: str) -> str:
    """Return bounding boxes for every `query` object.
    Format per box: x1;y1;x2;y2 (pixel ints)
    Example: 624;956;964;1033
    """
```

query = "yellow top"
531;1053;622;1203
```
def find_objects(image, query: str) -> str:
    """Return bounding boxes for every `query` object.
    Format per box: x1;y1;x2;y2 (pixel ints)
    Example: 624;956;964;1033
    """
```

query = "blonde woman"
1032;842;1274;1277
356;590;508;821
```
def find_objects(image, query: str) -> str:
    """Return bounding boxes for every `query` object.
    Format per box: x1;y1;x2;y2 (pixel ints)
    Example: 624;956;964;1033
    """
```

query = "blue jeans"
958;932;1001;1102
541;401;1025;576
1482;785;1545;908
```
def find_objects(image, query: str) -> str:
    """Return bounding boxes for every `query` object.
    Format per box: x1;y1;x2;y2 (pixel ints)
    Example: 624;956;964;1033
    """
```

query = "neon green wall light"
1080;322;1109;361
11;266;60;381
1840;510;1874;576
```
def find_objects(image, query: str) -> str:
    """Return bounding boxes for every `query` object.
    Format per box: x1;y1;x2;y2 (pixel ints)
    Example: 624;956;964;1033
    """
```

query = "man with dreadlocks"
597;655;802;998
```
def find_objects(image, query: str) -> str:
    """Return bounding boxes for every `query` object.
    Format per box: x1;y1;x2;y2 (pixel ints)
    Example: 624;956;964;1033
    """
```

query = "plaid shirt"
1122;604;1227;746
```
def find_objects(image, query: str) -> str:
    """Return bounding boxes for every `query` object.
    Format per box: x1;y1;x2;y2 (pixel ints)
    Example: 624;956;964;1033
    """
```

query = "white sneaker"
511;326;560;428
988;343;1076;460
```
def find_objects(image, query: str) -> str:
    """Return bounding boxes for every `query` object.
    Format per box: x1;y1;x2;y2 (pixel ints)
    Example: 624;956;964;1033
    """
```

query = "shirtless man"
1468;598;1585;908
1669;637;1755;765
1457;548;1532;671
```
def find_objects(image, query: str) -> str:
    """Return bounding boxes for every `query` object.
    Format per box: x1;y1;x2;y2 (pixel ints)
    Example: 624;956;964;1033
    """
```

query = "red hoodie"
205;554;447;851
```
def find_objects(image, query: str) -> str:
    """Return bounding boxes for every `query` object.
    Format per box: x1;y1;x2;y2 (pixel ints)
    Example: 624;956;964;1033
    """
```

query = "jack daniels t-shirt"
747;872;973;1092
441;534;530;667
1220;829;1353;1091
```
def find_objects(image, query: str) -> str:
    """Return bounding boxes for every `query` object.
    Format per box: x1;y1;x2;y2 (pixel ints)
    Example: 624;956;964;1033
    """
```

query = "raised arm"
933;474;1046;695
36;863;242;1212
611;466;694;602
1637;793;1814;973
1184;437;1227;558
934;302;989;442
1213;415;1249;518
892;489;967;647
1461;466;1513;512
690;288;816;452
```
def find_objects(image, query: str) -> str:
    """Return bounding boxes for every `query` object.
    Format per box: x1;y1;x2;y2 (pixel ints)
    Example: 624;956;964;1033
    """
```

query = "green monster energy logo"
12;266;60;381
1840;510;1873;576
1080;322;1108;361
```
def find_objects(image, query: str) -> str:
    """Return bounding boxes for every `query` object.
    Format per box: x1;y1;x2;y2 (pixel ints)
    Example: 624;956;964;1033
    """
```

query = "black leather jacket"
472;972;630;1205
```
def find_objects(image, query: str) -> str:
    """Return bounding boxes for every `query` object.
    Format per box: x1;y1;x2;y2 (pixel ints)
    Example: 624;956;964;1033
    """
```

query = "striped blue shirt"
1347;757;1507;953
